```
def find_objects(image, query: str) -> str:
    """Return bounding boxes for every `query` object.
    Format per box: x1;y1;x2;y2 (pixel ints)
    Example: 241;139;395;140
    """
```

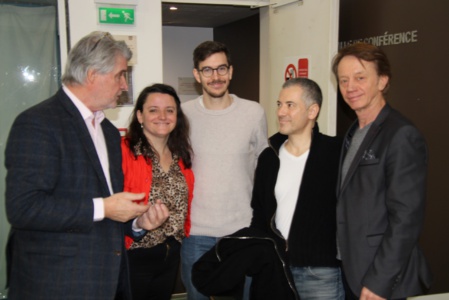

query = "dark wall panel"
337;0;449;293
214;14;260;102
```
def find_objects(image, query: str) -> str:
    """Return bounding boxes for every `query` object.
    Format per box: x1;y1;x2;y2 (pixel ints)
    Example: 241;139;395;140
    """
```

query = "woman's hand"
136;199;170;230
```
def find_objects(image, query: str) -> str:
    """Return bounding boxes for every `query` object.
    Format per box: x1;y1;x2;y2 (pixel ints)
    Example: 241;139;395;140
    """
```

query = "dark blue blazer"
5;88;129;300
337;104;432;298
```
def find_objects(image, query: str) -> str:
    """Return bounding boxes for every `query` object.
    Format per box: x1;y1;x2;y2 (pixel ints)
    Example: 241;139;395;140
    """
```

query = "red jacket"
121;138;194;249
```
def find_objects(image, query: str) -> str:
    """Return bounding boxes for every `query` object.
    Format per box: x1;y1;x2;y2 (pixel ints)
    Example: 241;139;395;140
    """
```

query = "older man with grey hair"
5;31;168;300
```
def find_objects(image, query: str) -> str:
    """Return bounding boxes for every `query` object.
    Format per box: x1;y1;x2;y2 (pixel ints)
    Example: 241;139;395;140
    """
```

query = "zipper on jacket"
268;141;288;251
270;208;289;252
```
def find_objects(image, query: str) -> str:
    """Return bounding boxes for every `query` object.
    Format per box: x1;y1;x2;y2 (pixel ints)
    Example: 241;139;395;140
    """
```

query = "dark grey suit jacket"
5;88;129;300
337;104;432;298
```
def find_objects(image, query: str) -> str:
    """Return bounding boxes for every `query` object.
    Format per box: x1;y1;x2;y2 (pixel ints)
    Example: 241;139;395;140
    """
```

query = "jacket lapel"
58;89;111;195
103;121;122;194
338;104;391;195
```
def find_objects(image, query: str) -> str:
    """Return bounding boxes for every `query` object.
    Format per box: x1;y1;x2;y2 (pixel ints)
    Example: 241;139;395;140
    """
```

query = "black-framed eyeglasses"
91;32;112;52
198;65;230;77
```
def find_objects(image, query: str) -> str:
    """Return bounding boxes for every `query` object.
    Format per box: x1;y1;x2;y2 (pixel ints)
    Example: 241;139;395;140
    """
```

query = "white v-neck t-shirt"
275;141;309;239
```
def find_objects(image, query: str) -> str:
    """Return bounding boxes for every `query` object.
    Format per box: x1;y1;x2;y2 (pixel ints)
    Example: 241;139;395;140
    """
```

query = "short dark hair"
282;77;323;108
193;41;232;69
332;42;392;94
126;84;192;168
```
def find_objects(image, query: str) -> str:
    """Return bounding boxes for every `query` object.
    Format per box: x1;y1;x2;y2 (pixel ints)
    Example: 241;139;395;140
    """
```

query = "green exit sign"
99;7;135;25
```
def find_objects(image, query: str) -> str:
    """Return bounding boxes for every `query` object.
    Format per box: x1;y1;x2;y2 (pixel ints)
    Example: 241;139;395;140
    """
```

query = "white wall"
259;0;340;136
162;26;213;103
62;0;163;129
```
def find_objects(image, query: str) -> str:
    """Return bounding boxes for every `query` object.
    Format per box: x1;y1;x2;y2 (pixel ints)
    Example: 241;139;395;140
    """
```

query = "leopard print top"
129;153;188;249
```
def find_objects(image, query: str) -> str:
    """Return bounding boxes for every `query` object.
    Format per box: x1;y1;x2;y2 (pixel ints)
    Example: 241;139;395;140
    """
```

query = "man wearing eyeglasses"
5;31;168;300
181;41;268;300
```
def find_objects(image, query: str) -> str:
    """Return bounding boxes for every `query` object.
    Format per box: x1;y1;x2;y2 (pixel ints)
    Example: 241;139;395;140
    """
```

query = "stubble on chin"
202;85;226;98
209;91;226;98
204;80;229;98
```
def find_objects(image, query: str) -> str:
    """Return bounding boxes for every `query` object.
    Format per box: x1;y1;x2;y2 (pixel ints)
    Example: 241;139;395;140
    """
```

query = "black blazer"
5;89;130;300
337;104;432;298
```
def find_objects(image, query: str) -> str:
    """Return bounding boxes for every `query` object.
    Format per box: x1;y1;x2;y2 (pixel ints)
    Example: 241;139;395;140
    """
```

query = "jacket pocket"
366;233;383;247
359;158;379;166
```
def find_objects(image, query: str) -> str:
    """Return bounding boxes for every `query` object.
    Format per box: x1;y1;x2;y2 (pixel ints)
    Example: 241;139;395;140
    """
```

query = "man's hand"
103;192;148;222
136;199;170;230
360;287;386;300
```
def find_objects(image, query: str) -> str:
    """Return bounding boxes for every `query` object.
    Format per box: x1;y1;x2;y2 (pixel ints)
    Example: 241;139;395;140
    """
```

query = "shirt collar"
62;84;105;124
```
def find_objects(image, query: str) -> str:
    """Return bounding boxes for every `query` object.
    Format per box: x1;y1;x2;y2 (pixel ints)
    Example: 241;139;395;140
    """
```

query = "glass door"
0;1;60;297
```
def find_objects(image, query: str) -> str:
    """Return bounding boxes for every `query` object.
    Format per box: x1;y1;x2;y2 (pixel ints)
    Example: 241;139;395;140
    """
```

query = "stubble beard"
204;80;229;98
